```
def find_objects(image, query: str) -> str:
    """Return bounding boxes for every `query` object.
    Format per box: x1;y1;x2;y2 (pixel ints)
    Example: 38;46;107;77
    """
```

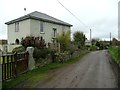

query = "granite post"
26;47;35;70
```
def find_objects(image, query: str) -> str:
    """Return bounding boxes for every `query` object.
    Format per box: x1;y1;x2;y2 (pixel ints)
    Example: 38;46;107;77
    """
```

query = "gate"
1;52;29;81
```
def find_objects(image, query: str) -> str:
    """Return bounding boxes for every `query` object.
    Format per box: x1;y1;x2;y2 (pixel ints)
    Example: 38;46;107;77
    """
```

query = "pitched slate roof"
5;11;72;26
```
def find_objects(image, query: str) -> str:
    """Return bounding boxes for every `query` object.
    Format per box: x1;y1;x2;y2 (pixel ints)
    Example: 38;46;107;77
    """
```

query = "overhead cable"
56;0;89;28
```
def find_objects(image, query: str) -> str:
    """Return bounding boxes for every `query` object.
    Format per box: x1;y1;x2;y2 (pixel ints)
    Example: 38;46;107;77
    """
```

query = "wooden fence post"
14;52;17;77
2;56;5;81
26;51;29;69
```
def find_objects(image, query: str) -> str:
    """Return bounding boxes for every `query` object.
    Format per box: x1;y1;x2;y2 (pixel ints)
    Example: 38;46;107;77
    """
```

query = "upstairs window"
15;22;19;32
40;21;44;33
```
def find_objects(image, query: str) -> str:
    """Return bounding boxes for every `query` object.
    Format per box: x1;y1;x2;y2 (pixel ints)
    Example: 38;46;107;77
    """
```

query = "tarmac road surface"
35;50;117;88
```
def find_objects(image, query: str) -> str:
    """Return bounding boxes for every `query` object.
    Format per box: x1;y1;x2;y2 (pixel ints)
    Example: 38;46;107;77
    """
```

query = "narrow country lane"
35;50;117;88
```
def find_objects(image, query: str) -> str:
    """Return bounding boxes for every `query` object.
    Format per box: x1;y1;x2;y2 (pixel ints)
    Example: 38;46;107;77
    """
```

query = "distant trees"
73;31;86;47
112;38;118;46
91;38;99;46
95;41;100;47
91;38;110;50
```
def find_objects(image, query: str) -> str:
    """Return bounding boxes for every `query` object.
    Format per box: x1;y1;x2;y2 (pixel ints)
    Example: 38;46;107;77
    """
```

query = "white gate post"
26;47;35;70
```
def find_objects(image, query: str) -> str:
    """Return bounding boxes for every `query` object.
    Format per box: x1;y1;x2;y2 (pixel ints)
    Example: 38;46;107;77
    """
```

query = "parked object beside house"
5;11;72;47
0;40;8;53
0;40;7;45
0;39;21;52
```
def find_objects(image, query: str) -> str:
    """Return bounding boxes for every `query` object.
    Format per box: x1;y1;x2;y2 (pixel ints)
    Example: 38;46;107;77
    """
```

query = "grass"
2;50;89;88
109;46;120;67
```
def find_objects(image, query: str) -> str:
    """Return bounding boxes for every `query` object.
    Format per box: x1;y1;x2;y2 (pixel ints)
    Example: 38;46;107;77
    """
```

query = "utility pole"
90;29;92;44
110;32;111;46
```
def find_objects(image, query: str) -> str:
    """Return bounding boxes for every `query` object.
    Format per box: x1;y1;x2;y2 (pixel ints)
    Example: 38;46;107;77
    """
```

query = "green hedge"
109;46;120;67
33;47;52;59
12;46;25;53
90;45;97;51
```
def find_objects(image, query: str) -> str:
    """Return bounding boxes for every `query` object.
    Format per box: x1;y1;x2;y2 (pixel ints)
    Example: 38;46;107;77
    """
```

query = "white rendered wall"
7;19;31;44
30;19;71;44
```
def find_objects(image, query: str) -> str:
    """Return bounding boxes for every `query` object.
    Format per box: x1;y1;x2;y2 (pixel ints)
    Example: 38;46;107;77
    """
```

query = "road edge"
107;50;119;88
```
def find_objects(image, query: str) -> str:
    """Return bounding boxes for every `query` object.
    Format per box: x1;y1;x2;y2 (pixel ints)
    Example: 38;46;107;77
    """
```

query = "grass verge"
2;50;89;88
108;46;120;67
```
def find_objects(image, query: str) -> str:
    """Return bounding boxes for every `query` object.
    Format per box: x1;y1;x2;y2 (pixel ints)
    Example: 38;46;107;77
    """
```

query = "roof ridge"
5;11;72;26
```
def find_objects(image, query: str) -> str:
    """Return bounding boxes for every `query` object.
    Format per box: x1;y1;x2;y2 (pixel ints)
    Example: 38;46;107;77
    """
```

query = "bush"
86;45;90;47
50;50;57;63
21;36;46;49
85;45;97;51
109;46;120;67
12;46;25;53
90;45;97;51
85;45;91;50
117;46;120;67
56;31;70;52
33;47;51;59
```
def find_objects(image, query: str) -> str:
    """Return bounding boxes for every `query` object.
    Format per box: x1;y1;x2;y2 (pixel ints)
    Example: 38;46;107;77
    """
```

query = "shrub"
12;46;25;53
21;36;46;49
117;46;120;67
109;46;120;67
90;45;97;51
73;31;86;46
85;45;91;50
56;31;70;52
50;50;57;63
33;47;51;59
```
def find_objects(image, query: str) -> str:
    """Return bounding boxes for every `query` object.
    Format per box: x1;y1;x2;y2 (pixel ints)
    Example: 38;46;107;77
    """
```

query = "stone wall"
35;54;52;67
35;50;81;67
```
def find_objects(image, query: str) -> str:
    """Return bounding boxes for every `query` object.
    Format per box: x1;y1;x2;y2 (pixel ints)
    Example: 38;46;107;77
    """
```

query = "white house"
5;11;72;47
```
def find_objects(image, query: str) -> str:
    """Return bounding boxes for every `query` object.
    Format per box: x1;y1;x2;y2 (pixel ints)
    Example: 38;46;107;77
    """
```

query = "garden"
2;31;90;88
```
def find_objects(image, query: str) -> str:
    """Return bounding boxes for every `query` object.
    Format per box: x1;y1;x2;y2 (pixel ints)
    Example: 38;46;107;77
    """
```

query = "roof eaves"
30;15;72;27
5;15;30;25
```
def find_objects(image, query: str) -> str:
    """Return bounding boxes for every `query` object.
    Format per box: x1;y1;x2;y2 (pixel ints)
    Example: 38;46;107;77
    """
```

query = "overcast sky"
0;0;119;41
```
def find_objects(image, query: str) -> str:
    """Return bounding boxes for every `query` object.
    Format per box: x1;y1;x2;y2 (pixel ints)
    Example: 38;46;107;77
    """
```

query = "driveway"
35;50;117;88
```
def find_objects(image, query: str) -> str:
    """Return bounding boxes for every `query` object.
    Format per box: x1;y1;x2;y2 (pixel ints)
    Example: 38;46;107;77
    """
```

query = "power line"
56;0;89;28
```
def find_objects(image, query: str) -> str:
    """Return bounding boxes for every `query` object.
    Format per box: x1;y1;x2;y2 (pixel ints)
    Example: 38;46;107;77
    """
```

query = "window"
53;28;57;37
15;22;19;32
40;21;44;33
